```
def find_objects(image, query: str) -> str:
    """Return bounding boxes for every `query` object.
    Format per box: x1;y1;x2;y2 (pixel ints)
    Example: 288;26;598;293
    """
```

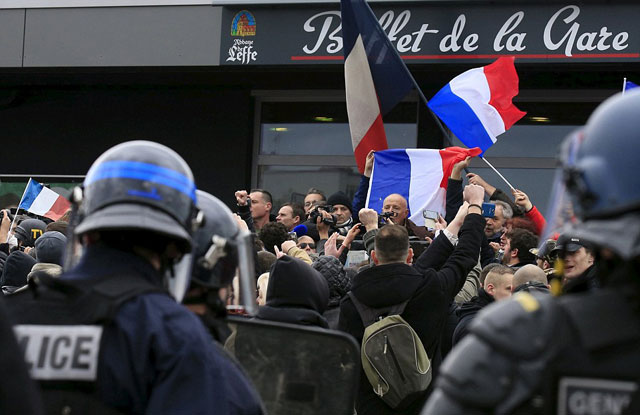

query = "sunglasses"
298;242;316;249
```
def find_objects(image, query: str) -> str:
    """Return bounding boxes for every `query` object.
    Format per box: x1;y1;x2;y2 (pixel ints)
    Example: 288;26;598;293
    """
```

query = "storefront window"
255;94;599;215
256;98;417;208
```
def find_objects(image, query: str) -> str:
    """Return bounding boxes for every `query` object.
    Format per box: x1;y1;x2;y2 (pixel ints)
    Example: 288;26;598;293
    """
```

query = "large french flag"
18;179;70;221
366;146;482;226
428;57;526;155
341;0;416;173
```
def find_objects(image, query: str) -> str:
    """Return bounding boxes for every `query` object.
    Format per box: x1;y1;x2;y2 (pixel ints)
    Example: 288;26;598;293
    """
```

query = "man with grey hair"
485;200;513;245
512;264;550;294
466;173;515;245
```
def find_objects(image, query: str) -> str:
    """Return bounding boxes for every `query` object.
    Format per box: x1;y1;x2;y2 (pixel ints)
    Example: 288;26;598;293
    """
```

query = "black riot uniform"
0;296;44;415
423;90;640;415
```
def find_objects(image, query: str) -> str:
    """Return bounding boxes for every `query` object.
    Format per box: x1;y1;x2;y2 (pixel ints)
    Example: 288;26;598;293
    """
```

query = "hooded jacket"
1;251;36;294
452;288;494;346
257;256;330;328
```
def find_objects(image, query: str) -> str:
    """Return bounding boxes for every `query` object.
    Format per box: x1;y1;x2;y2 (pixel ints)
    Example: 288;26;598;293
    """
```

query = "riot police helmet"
555;90;640;259
191;190;240;289
75;141;198;254
567;89;640;220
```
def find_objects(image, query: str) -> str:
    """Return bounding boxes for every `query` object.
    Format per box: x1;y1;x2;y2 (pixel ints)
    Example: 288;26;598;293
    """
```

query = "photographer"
381;194;428;240
326;192;355;236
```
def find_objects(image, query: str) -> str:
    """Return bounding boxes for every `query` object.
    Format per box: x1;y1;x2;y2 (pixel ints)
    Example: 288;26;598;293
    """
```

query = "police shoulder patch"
14;325;103;381
558;377;637;415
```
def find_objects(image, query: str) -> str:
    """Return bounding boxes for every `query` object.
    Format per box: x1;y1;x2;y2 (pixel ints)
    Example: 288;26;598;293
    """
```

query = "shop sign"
221;3;640;65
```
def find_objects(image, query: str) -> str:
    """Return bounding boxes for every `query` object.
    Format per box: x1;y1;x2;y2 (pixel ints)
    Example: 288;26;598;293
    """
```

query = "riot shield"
227;316;360;415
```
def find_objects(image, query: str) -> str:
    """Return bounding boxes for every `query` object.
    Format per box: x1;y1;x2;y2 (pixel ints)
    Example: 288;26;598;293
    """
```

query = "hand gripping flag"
366;146;482;226
427;57;526;156
18;179;71;221
341;0;416;174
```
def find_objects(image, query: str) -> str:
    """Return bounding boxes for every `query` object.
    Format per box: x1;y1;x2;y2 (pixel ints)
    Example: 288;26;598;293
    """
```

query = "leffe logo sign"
227;10;258;64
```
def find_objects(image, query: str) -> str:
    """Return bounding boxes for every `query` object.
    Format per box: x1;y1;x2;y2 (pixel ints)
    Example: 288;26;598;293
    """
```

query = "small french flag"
428;57;526;155
366;146;481;226
18;179;71;221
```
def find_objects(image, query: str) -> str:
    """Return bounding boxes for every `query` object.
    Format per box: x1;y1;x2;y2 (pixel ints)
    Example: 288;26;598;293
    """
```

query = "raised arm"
351;151;375;222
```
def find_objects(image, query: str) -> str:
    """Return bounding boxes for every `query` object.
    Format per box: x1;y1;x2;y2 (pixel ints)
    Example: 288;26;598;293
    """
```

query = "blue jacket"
62;245;263;415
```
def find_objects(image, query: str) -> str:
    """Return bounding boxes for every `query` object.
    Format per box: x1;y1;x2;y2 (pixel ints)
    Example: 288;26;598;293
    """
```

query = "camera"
308;205;337;226
1;209;15;222
378;211;397;227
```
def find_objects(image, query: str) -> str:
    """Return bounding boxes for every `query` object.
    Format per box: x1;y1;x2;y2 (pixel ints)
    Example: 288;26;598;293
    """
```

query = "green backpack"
348;292;432;410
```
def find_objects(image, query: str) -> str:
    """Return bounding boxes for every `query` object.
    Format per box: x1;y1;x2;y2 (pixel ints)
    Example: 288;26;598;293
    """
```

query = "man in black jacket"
452;264;514;345
338;184;485;415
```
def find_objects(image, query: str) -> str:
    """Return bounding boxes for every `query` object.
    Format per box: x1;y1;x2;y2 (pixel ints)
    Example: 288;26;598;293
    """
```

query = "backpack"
348;292;432;410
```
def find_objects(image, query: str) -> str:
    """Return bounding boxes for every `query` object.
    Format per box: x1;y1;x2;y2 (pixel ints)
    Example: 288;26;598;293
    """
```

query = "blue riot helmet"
188;190;257;315
544;90;640;260
73;140;201;299
76;141;198;252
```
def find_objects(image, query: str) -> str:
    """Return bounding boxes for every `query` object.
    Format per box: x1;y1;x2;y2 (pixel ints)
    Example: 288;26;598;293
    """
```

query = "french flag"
18;179;70;221
366;146;482;226
624;79;639;93
428;57;526;155
341;0;416;173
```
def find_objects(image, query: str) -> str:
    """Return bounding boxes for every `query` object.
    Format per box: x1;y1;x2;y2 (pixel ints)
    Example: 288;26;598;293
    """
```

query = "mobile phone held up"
482;202;495;218
422;209;438;231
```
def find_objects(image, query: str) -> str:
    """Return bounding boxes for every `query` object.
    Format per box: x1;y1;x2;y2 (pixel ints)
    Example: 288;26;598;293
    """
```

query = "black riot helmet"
568;90;640;220
192;190;240;288
547;90;640;260
189;190;257;315
14;219;47;247
75;140;198;254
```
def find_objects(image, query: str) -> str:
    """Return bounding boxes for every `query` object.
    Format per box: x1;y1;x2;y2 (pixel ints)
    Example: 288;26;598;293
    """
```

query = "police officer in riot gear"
184;190;246;341
182;190;264;413
423;91;640;415
6;141;255;414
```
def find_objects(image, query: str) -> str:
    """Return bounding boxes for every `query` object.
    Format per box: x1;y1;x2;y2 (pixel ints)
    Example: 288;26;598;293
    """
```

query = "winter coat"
452;288;494;346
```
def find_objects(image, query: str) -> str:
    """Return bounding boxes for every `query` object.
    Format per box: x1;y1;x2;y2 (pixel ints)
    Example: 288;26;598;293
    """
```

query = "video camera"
308;205;337;226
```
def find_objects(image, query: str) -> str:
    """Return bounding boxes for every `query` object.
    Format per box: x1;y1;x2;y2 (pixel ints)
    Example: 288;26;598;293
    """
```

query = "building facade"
1;0;637;213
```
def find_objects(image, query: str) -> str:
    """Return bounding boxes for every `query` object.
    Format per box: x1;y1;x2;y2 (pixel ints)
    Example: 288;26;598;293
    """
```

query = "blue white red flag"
427;57;526;156
366;146;482;226
624;80;639;93
341;0;416;173
18;179;70;221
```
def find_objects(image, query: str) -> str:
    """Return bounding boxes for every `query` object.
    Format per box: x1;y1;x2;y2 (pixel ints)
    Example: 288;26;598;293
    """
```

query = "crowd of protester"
0;146;606;414
0;150;595;413
212;149;592;414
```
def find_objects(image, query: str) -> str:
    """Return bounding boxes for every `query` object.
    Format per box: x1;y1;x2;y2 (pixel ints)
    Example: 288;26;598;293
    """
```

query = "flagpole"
623;77;627;95
480;157;516;191
401;69;457;149
6;178;31;242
